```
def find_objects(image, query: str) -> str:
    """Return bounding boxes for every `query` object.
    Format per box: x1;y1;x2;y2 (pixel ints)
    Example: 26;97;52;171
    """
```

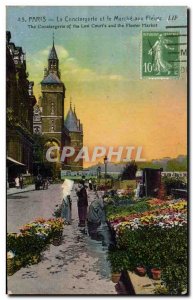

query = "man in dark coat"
76;180;88;227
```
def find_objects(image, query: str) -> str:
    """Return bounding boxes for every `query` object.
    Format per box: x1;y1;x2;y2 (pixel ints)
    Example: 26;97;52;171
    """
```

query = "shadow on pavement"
7;195;29;199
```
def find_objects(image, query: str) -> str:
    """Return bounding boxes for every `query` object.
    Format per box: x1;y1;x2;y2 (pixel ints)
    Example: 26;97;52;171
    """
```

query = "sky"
6;6;187;165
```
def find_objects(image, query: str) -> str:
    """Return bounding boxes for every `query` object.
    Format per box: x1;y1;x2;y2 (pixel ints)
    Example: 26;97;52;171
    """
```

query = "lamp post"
97;165;101;186
104;156;108;190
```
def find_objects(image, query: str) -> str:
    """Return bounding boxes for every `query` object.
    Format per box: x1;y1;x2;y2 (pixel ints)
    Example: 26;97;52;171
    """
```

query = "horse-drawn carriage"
35;175;49;190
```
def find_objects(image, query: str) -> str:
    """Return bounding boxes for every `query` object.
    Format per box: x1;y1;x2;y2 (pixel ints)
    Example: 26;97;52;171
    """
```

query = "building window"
51;119;54;132
51;102;55;115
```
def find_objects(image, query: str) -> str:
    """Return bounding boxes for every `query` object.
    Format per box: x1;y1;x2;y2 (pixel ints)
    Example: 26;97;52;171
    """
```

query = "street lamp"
104;156;108;190
97;165;101;186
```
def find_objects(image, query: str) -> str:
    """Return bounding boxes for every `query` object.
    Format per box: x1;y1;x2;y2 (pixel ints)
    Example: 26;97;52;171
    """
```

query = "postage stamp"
142;32;180;79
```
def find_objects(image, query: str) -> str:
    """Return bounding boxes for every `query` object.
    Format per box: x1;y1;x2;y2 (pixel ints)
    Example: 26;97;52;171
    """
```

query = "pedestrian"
76;180;88;227
81;175;86;186
61;194;72;224
42;178;49;190
19;175;23;189
15;176;20;189
88;178;93;190
36;173;42;190
87;193;105;227
87;193;114;247
45;177;49;189
61;178;74;224
93;179;97;191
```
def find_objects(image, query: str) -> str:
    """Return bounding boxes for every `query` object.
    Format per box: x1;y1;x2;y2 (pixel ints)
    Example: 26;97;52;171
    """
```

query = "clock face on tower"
34;126;40;133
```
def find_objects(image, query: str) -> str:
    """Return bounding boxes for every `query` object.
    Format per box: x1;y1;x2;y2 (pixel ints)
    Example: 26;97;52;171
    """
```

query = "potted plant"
111;261;122;283
151;267;161;280
108;252;122;283
111;271;121;283
135;265;146;277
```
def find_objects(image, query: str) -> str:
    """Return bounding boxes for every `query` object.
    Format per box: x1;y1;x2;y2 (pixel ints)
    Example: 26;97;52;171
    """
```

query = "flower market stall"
105;195;187;295
7;217;65;276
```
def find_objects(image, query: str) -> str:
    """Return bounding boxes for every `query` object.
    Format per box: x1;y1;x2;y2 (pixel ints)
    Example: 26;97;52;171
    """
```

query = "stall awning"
7;156;26;166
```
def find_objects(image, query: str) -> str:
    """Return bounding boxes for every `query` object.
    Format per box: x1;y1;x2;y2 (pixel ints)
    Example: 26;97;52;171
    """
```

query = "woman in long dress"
61;194;72;224
61;179;74;224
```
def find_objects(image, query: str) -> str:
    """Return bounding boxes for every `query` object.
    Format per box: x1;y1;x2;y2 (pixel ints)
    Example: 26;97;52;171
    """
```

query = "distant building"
6;31;36;184
33;38;83;173
64;103;83;170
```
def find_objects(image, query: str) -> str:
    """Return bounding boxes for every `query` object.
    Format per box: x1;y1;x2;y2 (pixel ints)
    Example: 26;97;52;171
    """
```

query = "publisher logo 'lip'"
45;146;146;163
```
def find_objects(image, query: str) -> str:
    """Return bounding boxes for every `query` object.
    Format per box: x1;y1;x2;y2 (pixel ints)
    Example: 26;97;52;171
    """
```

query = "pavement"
7;184;35;196
7;184;117;295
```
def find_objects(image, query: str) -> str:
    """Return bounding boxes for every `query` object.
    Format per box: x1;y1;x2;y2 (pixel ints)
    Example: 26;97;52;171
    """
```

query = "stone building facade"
64;104;83;170
33;39;83;172
33;104;42;134
6;31;36;183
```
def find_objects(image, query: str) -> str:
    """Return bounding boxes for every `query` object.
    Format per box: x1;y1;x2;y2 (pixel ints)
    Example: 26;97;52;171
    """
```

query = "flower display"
106;196;187;294
7;217;65;275
19;217;64;239
116;189;130;196
108;199;187;233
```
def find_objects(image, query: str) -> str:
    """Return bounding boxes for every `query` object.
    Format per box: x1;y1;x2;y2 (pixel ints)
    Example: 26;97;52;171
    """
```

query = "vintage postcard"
6;6;188;295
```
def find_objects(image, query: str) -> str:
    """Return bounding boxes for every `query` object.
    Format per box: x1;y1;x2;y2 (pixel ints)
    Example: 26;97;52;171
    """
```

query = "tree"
166;157;187;171
121;161;138;180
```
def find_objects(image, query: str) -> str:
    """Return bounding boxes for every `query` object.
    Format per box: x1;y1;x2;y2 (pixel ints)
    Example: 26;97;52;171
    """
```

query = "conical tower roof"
49;44;58;60
49;35;58;60
65;103;80;132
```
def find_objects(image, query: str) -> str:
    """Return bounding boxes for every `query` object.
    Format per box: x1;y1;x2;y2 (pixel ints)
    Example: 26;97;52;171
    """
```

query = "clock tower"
41;38;66;149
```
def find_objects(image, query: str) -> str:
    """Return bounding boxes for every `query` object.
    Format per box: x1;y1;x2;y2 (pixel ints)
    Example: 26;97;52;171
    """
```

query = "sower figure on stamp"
148;34;174;75
76;180;88;227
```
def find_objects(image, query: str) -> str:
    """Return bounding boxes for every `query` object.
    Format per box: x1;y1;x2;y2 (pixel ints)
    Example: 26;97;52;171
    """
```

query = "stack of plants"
7;217;64;276
106;198;187;295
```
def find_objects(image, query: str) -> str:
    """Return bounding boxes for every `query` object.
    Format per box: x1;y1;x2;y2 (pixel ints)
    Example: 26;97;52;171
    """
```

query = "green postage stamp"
142;32;180;78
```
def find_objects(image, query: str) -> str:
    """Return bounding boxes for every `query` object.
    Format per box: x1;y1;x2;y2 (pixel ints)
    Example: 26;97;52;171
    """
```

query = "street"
7;184;62;233
7;184;117;295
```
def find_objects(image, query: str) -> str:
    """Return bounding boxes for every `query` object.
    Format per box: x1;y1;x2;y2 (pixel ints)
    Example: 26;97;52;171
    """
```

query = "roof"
65;106;81;132
41;73;62;84
48;44;58;60
7;156;26;166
